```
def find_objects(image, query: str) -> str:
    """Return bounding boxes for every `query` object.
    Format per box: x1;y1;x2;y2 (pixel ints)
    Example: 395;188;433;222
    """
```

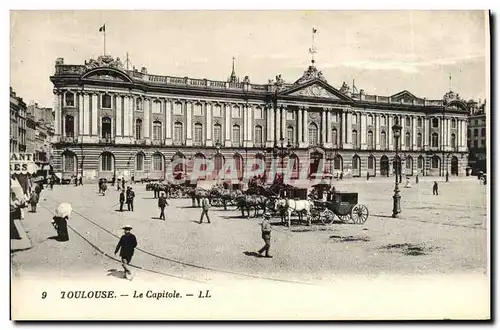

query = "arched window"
153;121;163;141
101;152;113;172
233;154;243;180
431;156;440;169
405;132;411;147
214;123;222;143
417;117;422;127
287;126;294;144
213;154;224;174
65;115;74;137
451;133;456;148
290;155;300;179
173;102;183;115
213;104;222;117
173;122;183;143
417;133;422;147
101;94;112;109
405;116;411;126
352;155;360;170
194;123;203;145
380;115;386;126
254;107;263;119
232;125;241;145
332;128;338;145
232;106;241;118
367;114;374;125
254;125;263;144
152;153;163;171
308;123;318;145
352;130;358;148
334;155;343;170
63;151;76;172
431;133;439;148
65;92;75;107
367;131;373;149
380;131;386;149
406;156;413;170
101;117;112;139
152;100;162;114
418;156;424;169
135;153;144;171
368;155;375;170
135;119;142;140
432;118;439;128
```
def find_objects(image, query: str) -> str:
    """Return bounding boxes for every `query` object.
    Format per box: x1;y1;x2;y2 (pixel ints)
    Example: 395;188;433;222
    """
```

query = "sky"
10;10;488;108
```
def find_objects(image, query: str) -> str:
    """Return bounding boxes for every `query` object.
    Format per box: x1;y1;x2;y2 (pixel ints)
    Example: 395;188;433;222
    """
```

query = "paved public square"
11;176;488;285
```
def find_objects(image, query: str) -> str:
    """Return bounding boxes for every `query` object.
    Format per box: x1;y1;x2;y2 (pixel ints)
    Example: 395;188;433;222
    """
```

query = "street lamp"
392;120;402;218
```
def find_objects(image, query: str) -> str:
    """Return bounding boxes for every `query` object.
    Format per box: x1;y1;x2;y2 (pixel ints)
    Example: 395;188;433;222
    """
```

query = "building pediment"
390;90;419;103
281;80;352;101
82;68;133;83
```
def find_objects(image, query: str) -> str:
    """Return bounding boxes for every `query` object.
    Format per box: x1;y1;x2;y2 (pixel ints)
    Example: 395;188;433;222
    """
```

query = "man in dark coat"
258;213;272;258
111;174;116;186
126;187;135;211
433;181;439;195
119;189;125;212
158;192;169;220
199;196;211;224
114;226;137;279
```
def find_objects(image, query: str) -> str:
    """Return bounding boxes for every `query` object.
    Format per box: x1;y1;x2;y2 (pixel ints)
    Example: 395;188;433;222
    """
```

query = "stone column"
275;106;281;140
165;99;172;144
247;104;253;147
77;92;83;138
321;109;327;144
325;109;332;148
90;93;97;137
388;115;393;150
185;100;193;146
346;111;352;145
82;93;90;136
301;107;309;147
143;98;150;141
225;103;231;147
412;116;417;149
297;107;303;144
360;113;367;149
206;102;212;146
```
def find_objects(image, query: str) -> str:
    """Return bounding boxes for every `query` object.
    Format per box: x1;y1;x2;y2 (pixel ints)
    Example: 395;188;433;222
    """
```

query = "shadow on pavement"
47;235;68;242
243;251;261;257
107;269;126;279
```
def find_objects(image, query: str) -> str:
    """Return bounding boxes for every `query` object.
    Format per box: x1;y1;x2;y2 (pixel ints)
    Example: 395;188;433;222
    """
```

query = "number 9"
41;292;47;299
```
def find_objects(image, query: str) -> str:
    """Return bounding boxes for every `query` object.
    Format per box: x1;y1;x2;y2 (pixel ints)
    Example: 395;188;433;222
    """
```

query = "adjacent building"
10;87;27;153
50;55;470;182
467;100;487;174
27;103;55;164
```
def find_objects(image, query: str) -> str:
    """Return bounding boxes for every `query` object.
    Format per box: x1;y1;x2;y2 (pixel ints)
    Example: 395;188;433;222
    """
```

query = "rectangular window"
214;125;222;143
232;107;241;118
173;103;183;115
481;128;486;137
474;129;478;137
194;104;203;116
153;125;162;141
254;107;262;119
174;125;182;143
65;93;75;107
213;105;221;117
136;156;143;171
368;157;374;170
194;125;203;144
101;94;112;109
64;155;74;172
232;126;240;144
287;127;294;144
473;140;478;148
152;101;162;114
153;156;163;171
405;117;411;126
254;127;263;144
286;110;294;120
432;134;439;148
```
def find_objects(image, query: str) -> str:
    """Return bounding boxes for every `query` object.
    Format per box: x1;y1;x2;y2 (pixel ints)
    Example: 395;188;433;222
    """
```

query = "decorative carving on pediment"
84;55;124;72
443;91;461;104
290;85;339;99
309;112;319;120
295;65;327;84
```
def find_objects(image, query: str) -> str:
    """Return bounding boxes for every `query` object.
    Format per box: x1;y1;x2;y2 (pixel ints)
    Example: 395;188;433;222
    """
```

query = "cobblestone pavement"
11;176;488;285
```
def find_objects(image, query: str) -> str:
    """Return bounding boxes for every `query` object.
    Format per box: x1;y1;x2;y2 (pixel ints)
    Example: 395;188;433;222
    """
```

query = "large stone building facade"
50;55;470;182
10;87;27;153
467;100;487;174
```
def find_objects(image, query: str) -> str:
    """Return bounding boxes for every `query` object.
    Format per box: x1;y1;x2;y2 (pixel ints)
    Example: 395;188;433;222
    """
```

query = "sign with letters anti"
10;153;36;174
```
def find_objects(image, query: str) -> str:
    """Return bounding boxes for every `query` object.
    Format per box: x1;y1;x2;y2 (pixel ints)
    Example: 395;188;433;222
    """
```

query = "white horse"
276;198;314;227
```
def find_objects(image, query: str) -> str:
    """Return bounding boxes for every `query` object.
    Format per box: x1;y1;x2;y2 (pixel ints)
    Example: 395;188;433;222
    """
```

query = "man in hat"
258;213;273;258
199;196;211;224
119;189;125;212
114;225;137;280
126;187;135;211
158;192;169;220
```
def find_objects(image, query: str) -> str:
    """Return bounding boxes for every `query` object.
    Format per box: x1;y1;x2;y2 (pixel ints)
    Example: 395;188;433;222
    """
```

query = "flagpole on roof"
99;24;106;56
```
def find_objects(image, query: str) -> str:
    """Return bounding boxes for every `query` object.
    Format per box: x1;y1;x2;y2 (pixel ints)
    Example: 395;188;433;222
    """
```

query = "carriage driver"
258;213;273;258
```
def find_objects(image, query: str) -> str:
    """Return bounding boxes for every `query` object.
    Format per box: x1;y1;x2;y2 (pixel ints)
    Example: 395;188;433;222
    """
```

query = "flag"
313;28;317;33
99;24;106;32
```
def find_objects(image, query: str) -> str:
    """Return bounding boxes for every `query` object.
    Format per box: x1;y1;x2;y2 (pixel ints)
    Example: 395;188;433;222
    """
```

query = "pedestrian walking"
74;175;78;186
111;174;116;186
119;189;125;212
445;171;449;183
29;191;39;213
158;192;169;220
79;174;83;186
366;171;370;181
432;181;439;195
126;187;135;211
199;196;211;224
50;176;55;190
154;184;159;199
121;178;125;191
415;174;419;184
35;182;43;195
131;175;135;184
258;213;272;258
114;225;137;280
116;178;121;191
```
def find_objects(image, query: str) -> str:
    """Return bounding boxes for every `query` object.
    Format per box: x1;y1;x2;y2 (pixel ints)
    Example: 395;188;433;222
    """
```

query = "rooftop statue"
294;65;328;84
84;55;125;71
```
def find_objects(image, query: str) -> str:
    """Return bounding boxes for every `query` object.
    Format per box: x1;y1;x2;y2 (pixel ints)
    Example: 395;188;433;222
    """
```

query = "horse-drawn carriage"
311;192;369;225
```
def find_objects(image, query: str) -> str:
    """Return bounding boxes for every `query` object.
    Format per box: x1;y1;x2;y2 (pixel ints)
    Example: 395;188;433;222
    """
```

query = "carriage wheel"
320;209;335;225
338;214;351;223
351;204;369;224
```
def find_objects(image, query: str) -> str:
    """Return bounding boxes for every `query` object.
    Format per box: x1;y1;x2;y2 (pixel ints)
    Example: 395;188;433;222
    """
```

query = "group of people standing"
119;187;136;212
